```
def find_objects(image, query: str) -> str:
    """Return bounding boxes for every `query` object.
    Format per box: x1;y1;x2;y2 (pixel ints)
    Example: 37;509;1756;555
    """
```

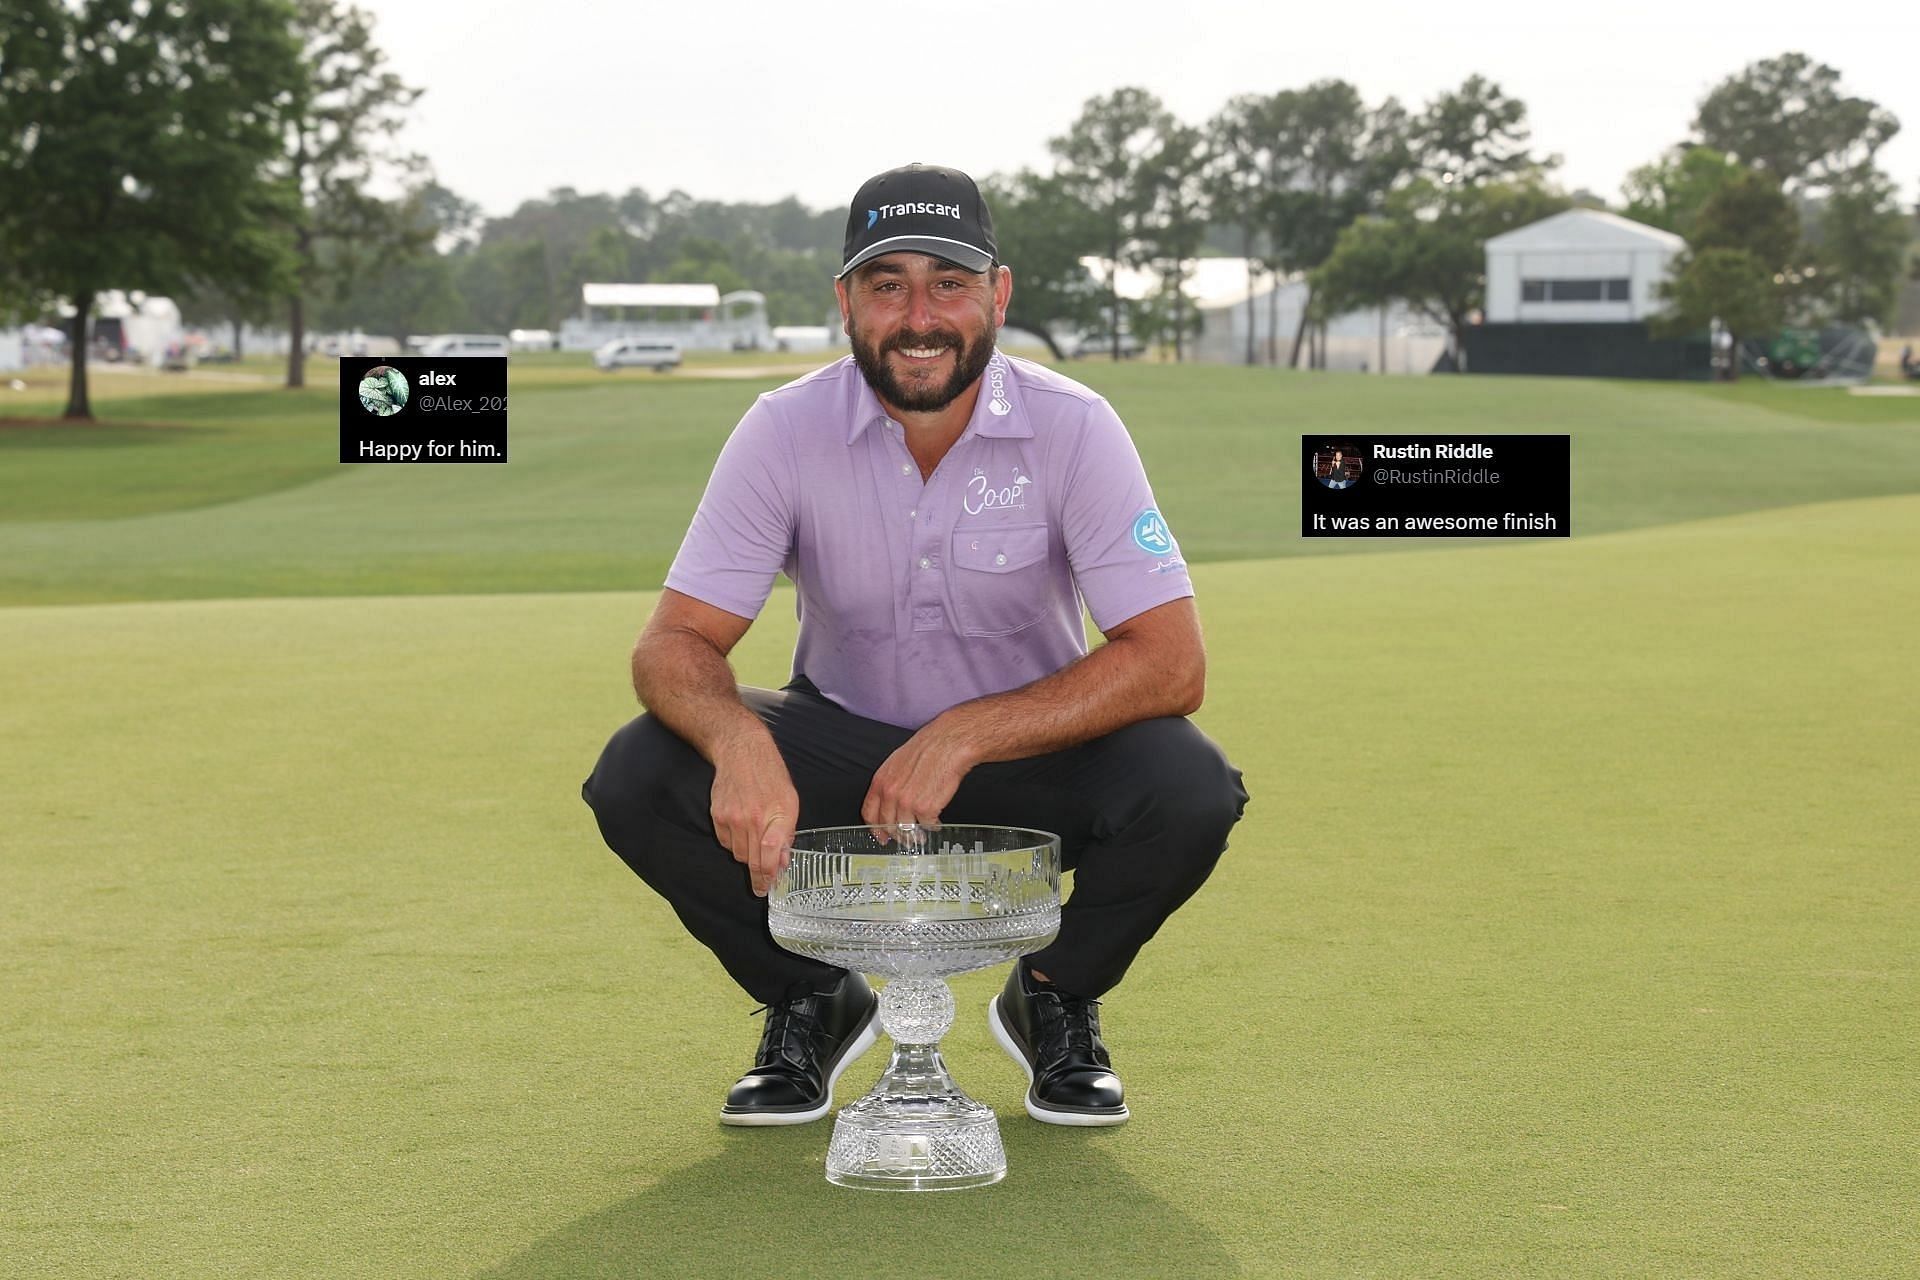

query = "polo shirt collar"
843;348;1033;444
845;371;892;444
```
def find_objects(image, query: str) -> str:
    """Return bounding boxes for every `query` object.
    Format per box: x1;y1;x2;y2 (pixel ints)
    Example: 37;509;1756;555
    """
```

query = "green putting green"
2;366;1916;1275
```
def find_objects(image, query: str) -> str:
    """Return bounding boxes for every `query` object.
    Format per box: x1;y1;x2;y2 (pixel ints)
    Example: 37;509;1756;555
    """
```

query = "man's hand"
862;711;980;837
630;590;800;896
710;732;799;896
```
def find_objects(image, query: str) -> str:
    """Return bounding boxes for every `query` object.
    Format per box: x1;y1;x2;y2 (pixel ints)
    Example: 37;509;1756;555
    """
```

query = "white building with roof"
1483;209;1686;324
559;283;771;352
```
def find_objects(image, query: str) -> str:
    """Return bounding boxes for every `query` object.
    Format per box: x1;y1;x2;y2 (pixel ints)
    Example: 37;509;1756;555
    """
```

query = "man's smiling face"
837;252;1010;414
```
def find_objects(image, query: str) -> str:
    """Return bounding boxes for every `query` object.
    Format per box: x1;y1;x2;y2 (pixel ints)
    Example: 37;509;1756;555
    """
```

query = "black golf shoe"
988;963;1129;1126
719;971;879;1126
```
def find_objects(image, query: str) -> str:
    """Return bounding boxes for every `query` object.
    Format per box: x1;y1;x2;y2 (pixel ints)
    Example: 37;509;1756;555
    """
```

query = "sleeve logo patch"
1131;508;1175;555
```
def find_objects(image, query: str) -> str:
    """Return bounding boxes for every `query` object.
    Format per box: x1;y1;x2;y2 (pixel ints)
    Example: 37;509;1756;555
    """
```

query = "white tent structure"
1077;256;1447;373
1071;256;1260;355
1484;210;1685;325
52;290;183;365
1190;272;1447;373
559;283;771;352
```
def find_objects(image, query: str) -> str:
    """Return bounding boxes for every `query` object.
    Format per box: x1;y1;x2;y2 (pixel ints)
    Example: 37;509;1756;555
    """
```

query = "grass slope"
3;498;1915;1277
1;364;1915;604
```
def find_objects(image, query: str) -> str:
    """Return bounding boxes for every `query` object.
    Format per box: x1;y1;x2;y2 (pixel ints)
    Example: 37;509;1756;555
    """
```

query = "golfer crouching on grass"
583;163;1247;1127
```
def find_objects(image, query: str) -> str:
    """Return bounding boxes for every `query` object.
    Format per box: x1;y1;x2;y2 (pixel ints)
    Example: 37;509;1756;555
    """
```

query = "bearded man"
583;163;1247;1128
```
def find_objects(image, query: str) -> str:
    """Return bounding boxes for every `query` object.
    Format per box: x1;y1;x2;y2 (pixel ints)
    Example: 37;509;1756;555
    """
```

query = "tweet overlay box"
340;356;508;464
1302;434;1569;538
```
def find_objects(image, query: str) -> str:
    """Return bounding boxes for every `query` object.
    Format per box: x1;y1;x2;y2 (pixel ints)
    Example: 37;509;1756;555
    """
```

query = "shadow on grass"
481;1121;1237;1280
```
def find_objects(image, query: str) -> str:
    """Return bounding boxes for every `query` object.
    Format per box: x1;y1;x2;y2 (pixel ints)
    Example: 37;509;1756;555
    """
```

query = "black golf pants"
582;676;1248;1004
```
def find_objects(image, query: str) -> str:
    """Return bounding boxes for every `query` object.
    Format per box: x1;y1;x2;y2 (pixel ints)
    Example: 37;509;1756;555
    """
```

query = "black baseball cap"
837;163;998;279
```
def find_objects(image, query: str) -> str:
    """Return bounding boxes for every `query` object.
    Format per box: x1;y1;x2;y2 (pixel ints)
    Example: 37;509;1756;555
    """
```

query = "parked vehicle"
420;334;510;358
1070;330;1142;359
594;338;682;372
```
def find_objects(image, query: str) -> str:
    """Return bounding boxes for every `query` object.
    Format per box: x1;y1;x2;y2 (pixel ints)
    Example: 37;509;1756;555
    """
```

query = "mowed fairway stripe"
3;368;1916;604
1;497;1915;1277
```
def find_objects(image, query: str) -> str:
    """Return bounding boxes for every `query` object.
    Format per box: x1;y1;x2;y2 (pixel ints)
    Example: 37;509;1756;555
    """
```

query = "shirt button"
994;553;1007;566
919;557;931;569
908;509;917;519
902;464;913;475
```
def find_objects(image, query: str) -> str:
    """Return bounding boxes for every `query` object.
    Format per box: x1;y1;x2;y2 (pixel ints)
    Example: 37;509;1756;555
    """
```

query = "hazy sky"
368;0;1917;220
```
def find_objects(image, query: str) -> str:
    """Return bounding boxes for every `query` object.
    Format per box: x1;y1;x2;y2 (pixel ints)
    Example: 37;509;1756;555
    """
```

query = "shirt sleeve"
1059;396;1195;632
663;396;795;620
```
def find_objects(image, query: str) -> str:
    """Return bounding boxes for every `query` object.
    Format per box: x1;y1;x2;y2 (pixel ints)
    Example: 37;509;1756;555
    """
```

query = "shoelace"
1033;991;1107;1070
747;998;827;1072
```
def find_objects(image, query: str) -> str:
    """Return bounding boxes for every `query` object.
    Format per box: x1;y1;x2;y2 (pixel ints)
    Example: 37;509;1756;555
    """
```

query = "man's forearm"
631;627;771;765
938;629;1202;767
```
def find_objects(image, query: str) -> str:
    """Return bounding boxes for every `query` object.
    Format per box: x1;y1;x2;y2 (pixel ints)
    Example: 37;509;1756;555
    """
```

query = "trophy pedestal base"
824;988;1006;1191
825;1109;1005;1192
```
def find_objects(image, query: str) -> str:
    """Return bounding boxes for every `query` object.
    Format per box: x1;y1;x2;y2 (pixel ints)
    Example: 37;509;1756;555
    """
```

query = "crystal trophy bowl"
768;824;1061;1191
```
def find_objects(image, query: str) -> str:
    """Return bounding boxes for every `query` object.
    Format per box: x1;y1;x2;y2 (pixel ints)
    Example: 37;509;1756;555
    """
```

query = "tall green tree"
453;186;847;333
418;182;484;252
1051;87;1172;360
1693;53;1900;194
979;171;1102;358
1308;213;1402;318
1204;95;1278;365
1622;146;1745;239
311;188;464;341
1650;171;1801;376
745;247;840;329
1305;77;1552;370
1264;81;1413;368
1133;120;1211;361
1314;179;1570;367
0;0;303;419
1414;74;1551;185
455;239;548;333
660;236;750;297
281;0;426;387
570;224;635;296
1690;170;1801;274
476;189;632;328
1802;168;1910;326
173;279;278;361
1652;248;1781;378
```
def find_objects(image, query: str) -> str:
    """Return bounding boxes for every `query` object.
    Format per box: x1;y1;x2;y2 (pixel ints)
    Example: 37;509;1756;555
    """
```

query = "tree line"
1;0;1912;421
1004;54;1910;368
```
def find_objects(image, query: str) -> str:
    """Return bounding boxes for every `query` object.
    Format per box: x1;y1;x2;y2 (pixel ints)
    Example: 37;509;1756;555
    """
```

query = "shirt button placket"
908;450;946;632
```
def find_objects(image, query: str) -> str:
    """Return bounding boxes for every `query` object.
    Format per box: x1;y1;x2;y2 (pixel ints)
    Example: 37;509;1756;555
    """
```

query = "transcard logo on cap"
840;163;998;278
871;202;963;221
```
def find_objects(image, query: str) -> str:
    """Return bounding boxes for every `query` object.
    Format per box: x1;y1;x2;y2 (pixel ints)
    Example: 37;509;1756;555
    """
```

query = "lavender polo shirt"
664;351;1193;729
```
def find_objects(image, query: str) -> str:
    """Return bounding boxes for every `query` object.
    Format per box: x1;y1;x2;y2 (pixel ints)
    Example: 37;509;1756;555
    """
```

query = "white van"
595;338;681;372
420;334;510;358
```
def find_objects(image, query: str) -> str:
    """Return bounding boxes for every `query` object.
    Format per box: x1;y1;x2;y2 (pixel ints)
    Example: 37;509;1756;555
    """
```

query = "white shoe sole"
987;996;1130;1127
718;1007;880;1126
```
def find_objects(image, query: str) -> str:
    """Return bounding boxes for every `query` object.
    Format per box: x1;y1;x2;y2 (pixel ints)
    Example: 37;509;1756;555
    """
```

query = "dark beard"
849;319;997;413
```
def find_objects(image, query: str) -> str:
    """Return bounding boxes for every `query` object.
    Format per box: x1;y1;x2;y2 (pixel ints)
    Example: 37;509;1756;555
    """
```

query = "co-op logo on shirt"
965;464;1032;515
